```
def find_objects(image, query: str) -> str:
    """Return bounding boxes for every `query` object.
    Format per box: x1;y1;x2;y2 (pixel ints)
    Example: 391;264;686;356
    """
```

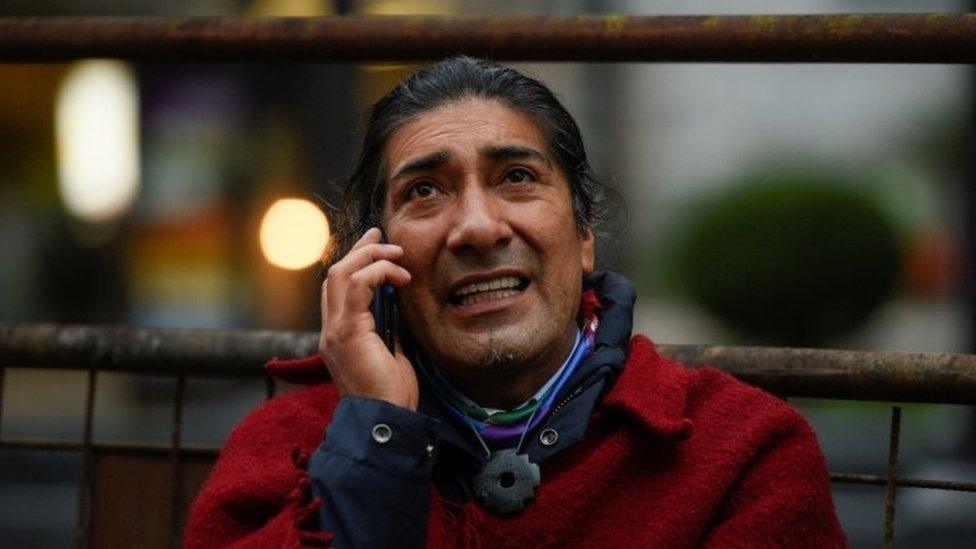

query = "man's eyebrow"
480;145;552;168
388;150;450;182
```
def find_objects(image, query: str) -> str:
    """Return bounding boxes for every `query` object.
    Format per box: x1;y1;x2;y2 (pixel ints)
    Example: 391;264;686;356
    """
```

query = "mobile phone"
371;233;398;353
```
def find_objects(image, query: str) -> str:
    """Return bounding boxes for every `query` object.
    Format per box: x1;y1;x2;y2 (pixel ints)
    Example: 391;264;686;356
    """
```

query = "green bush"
673;175;902;345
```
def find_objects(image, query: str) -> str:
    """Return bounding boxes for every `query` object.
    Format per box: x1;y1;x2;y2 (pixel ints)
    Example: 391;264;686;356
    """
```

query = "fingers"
344;260;411;312
329;242;404;278
321;226;410;350
328;227;404;280
350;259;411;286
325;229;404;317
350;226;382;251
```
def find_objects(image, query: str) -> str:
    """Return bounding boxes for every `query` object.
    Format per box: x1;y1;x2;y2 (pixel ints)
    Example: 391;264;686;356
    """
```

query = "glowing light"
260;198;330;270
360;0;455;15
247;0;334;16
56;60;140;222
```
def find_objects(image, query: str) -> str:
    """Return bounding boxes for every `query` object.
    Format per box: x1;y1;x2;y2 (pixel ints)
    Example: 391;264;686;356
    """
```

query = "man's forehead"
382;99;551;179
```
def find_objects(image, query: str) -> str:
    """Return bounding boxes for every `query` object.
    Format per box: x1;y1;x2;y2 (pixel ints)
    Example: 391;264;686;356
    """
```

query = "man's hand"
319;227;419;410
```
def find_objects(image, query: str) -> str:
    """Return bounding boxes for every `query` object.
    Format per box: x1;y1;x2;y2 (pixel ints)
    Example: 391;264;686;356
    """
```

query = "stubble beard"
461;327;527;377
477;346;518;369
435;326;535;386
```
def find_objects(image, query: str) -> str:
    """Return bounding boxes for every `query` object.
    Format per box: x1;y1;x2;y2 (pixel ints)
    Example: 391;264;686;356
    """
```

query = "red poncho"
185;335;846;548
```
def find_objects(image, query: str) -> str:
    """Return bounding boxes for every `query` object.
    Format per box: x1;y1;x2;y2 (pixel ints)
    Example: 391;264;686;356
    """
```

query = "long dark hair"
325;56;614;265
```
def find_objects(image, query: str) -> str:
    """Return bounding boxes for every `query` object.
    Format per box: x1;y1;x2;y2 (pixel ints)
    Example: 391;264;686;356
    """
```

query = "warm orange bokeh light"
259;198;330;270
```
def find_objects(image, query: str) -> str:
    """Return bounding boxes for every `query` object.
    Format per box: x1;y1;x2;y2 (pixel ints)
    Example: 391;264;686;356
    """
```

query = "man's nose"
446;184;513;256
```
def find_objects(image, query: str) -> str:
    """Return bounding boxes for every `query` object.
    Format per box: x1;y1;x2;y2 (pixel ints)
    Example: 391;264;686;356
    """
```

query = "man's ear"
580;227;595;275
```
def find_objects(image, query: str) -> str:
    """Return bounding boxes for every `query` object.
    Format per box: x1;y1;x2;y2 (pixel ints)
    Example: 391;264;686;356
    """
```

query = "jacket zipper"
549;367;611;417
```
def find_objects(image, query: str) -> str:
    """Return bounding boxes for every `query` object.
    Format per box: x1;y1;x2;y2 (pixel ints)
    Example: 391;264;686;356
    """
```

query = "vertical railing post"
0;366;5;446
76;369;97;548
883;406;903;548
169;373;187;547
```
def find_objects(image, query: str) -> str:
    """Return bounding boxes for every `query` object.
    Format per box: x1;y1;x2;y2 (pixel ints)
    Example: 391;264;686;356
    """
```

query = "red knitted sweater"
185;336;846;548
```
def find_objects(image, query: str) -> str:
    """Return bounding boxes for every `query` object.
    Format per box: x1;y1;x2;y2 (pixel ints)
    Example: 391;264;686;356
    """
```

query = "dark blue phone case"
371;233;398;352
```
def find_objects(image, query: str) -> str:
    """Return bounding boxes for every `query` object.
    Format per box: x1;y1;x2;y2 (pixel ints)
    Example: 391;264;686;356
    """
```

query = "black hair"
325;56;615;264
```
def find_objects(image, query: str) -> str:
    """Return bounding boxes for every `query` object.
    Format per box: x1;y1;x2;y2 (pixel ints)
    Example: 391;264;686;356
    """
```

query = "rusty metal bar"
657;344;976;405
76;369;96;549
0;437;221;456
5;434;975;492
5;323;976;404
831;472;976;492
0;14;975;63
883;406;902;548
169;374;186;548
0;323;308;376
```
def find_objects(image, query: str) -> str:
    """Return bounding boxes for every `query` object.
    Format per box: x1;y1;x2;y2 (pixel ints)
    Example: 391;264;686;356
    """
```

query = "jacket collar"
265;352;329;384
582;271;635;362
602;334;693;438
579;271;691;438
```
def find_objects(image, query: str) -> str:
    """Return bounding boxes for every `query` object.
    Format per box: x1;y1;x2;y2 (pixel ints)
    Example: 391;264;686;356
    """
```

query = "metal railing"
0;14;974;63
1;323;975;546
2;11;975;548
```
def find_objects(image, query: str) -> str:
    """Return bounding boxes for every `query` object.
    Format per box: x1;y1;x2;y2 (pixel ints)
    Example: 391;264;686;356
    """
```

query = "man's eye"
504;168;534;183
406;181;438;200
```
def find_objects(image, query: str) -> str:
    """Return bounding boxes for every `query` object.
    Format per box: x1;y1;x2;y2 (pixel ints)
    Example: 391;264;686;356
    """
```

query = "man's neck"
444;325;580;410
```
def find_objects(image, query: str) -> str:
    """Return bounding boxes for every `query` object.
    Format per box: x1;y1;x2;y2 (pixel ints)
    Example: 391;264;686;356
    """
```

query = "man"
186;57;845;548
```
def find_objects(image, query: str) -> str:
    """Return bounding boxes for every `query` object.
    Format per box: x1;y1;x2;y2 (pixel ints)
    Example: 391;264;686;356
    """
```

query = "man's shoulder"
613;334;822;483
622;334;809;434
218;382;341;462
235;382;341;435
231;352;341;436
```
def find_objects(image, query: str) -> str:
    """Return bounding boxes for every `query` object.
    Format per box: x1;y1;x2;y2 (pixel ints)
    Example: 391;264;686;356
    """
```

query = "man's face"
382;97;594;389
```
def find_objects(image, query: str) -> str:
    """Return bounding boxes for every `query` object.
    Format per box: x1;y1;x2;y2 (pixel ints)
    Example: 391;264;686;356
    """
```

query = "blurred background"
1;0;975;546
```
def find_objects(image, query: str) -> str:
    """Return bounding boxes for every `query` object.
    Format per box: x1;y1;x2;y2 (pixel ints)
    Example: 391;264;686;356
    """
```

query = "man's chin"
429;335;534;378
473;346;521;369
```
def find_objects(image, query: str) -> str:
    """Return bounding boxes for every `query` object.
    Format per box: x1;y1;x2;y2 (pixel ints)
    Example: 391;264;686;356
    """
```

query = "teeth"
454;276;521;298
459;288;520;306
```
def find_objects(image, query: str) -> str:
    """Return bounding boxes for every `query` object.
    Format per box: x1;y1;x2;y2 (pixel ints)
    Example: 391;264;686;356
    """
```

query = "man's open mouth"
448;276;530;307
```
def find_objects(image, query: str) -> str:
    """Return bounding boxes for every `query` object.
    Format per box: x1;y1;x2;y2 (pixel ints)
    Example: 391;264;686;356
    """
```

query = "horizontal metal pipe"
3;323;976;404
5;437;975;492
0;323;312;375
0;14;974;63
0;437;220;457
830;472;976;493
657;344;976;405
